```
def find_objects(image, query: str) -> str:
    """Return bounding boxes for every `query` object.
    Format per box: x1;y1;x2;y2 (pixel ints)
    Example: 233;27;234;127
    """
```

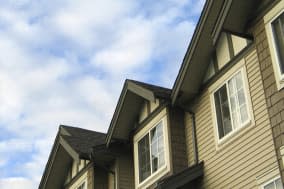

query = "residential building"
39;0;284;188
38;125;109;189
171;0;284;188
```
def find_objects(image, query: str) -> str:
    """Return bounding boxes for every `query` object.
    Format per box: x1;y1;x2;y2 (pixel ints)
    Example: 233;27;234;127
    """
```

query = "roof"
106;79;171;145
39;125;107;189
127;79;172;100
60;125;106;159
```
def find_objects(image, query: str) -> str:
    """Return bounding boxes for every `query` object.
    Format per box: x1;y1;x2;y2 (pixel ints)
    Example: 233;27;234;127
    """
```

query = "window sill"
137;165;170;189
215;120;254;151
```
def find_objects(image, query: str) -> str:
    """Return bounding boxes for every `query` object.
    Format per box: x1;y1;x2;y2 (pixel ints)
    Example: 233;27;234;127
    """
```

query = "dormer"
106;80;194;188
39;125;107;189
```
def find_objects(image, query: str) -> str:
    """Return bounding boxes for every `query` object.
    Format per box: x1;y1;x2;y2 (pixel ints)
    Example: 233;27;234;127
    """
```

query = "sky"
0;0;204;188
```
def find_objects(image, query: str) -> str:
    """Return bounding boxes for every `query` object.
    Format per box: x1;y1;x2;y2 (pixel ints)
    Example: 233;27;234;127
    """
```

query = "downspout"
183;108;199;164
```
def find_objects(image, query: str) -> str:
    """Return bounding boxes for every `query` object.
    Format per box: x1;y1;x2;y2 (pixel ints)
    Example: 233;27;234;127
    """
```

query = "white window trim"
261;176;282;189
133;108;171;189
209;59;255;148
256;167;282;189
264;1;284;90
70;172;88;189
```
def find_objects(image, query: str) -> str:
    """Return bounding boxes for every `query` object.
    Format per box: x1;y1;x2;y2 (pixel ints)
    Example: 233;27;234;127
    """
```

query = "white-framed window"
133;108;170;189
213;69;250;140
77;181;86;189
138;121;165;182
264;1;284;90
70;172;88;189
262;177;283;189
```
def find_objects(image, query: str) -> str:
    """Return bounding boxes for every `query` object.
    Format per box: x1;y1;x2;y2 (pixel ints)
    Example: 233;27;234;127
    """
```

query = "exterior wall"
108;163;116;189
65;163;92;189
168;107;187;174
184;48;279;188
87;165;94;189
93;167;108;189
254;10;284;182
117;154;135;189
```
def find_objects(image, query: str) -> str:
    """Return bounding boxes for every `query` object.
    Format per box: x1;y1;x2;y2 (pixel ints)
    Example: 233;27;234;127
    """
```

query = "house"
171;0;284;188
105;79;196;189
38;125;109;189
39;0;284;188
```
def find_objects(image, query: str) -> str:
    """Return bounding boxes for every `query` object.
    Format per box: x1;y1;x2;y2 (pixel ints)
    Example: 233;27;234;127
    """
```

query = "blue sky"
0;0;204;188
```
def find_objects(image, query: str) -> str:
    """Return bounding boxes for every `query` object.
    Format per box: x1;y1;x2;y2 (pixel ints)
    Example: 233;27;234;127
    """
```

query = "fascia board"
171;0;213;104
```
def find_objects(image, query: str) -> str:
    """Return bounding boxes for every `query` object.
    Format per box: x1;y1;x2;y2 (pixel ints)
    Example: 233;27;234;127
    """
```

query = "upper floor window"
264;1;284;90
134;108;170;189
77;181;86;189
271;12;284;75
262;177;283;189
211;67;251;141
138;121;165;182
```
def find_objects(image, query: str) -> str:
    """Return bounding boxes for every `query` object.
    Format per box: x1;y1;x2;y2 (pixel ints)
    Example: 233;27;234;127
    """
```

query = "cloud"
0;177;37;189
0;0;205;188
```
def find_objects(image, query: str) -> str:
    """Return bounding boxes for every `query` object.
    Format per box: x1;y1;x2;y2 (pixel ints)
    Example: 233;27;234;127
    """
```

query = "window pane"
150;122;165;173
275;178;283;189
264;182;275;189
240;105;249;123
272;12;284;74
138;134;151;182
228;72;249;128
214;85;232;139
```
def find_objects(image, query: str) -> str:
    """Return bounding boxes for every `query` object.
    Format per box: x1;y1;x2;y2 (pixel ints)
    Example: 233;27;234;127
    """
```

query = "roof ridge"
127;79;171;91
60;125;106;135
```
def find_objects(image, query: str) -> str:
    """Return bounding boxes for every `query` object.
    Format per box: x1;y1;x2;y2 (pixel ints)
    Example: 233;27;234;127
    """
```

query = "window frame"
264;1;284;90
261;176;283;189
133;108;171;189
76;181;86;189
213;69;251;140
209;60;254;146
69;172;88;189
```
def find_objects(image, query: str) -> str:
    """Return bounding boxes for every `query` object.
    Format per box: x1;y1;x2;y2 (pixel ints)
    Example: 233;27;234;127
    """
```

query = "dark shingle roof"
60;125;106;158
127;79;172;99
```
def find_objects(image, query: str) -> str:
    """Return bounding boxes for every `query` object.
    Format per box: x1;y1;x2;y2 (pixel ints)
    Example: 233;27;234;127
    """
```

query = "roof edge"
171;0;213;104
59;136;80;162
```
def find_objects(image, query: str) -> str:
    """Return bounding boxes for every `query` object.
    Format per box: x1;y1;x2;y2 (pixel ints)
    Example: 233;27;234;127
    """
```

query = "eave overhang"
171;0;257;106
157;162;204;189
91;142;130;166
106;80;169;146
39;134;73;189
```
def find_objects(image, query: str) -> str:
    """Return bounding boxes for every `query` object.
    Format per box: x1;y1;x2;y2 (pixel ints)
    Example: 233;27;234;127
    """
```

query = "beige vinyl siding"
108;163;115;189
184;49;279;188
117;154;135;189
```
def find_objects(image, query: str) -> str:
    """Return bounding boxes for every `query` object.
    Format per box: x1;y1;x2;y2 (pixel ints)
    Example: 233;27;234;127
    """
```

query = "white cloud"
0;0;204;188
0;177;36;189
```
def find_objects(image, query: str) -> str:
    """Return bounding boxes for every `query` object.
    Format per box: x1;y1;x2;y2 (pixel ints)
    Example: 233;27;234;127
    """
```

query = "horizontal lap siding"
118;154;135;189
185;49;278;188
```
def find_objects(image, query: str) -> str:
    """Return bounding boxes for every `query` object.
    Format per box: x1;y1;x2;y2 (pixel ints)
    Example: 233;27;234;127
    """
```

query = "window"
271;12;284;75
262;177;283;189
138;121;165;183
77;181;86;189
134;109;170;188
264;1;284;90
213;70;250;140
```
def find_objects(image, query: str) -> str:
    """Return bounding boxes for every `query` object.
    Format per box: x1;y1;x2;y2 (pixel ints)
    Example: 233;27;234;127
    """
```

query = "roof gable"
172;0;258;105
39;125;106;189
106;79;171;145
